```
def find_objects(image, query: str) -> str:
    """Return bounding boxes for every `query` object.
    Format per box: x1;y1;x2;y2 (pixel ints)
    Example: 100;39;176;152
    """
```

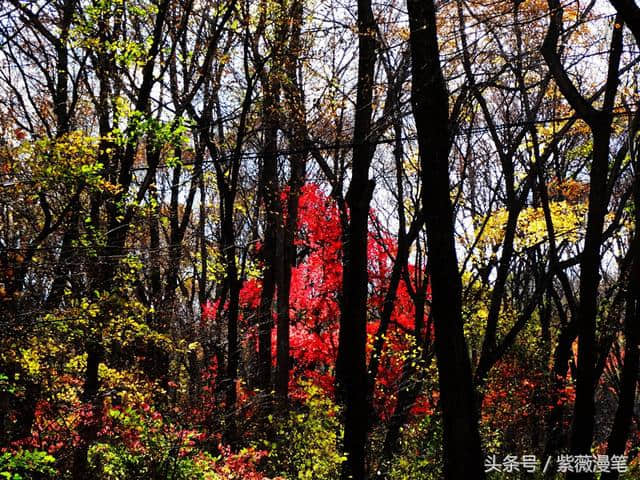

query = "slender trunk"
275;230;291;407
601;128;640;480
257;77;280;392
608;0;640;47
541;8;623;476
275;0;306;413
221;188;240;445
256;244;276;391
568;129;612;471
407;0;485;478
336;0;377;476
543;318;577;471
198;175;208;307
601;274;639;480
380;290;430;475
54;0;74;137
72;340;102;480
44;205;80;309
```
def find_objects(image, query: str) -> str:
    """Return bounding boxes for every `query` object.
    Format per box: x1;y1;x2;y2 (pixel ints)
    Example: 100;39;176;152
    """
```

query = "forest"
1;0;640;479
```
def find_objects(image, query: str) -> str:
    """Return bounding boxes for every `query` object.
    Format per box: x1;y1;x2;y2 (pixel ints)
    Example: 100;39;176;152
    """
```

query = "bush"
269;382;346;480
0;449;57;480
387;414;443;480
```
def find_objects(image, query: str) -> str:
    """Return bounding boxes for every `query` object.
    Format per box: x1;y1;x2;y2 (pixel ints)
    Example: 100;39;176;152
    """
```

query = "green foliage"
387;415;443;480
15;130;119;195
89;407;218;480
110;97;191;150
269;382;346;480
89;406;270;479
0;373;15;395
72;0;158;67
0;450;56;480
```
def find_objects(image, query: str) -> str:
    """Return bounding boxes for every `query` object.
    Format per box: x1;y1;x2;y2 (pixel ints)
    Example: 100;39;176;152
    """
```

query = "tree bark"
406;0;485;478
541;6;623;476
336;0;377;477
257;76;280;392
601;116;640;480
276;0;307;408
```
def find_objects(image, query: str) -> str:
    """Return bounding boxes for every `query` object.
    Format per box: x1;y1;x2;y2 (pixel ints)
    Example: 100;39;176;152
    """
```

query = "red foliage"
197;183;431;421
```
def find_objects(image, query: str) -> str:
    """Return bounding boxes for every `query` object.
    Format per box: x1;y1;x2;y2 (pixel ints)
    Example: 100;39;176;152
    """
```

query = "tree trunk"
601;121;640;480
275;0;307;413
221;188;240;445
406;0;485;478
257;78;280;392
336;0;377;476
380;288;431;476
541;7;623;476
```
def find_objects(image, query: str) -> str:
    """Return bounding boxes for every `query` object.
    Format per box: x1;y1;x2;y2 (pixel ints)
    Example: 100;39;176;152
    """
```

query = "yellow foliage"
478;199;588;250
15;130;121;194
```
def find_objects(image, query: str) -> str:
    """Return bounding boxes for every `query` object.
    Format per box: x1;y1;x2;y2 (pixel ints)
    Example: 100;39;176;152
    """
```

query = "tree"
406;0;485;478
335;0;378;476
541;3;624;475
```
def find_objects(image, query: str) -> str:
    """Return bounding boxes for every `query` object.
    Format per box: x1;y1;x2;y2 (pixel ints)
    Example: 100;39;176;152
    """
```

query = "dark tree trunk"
275;0;307;413
608;0;640;46
221;188;241;445
257;240;276;391
406;0;485;478
380;287;431;476
198;175;208;307
541;6;623;477
366;216;423;405
601;270;640;480
72;338;103;480
567;128;613;468
201;38;255;446
543;316;577;470
257;75;281;393
44;205;80;309
336;0;377;477
601;121;640;480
